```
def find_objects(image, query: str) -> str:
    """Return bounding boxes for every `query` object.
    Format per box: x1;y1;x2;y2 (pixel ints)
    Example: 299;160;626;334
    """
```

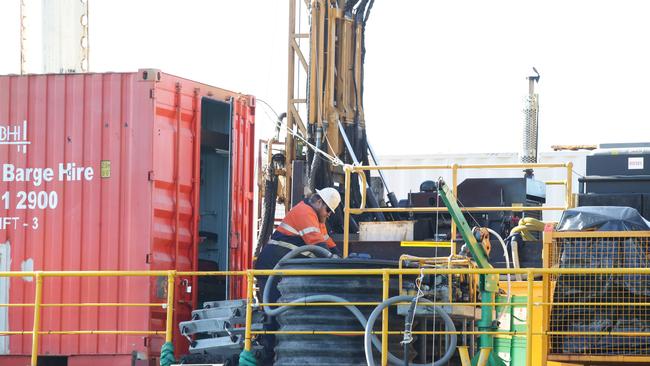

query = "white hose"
510;236;523;281
485;228;512;320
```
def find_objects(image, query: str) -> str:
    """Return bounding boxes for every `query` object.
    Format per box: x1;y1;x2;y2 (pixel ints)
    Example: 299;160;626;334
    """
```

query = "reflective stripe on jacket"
272;200;336;249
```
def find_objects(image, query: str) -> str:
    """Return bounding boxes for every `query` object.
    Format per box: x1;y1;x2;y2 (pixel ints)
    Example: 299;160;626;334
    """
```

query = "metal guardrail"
3;263;650;365
341;162;574;257
542;230;650;364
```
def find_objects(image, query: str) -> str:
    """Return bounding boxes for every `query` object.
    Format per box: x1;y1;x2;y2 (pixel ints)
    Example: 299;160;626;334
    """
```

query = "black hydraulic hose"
255;164;279;258
308;129;323;193
364;296;457;366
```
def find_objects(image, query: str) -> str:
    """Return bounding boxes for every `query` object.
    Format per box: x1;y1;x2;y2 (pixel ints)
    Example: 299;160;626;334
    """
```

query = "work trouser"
254;240;314;365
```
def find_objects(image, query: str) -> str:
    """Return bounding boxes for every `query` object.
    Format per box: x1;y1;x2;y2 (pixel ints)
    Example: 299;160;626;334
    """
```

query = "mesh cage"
548;233;650;356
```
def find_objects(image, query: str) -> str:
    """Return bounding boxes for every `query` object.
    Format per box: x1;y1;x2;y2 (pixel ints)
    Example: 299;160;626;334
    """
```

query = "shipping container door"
198;97;232;303
229;98;254;299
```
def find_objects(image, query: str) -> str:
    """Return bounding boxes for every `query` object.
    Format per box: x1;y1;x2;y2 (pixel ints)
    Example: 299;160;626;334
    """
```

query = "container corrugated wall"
0;70;255;364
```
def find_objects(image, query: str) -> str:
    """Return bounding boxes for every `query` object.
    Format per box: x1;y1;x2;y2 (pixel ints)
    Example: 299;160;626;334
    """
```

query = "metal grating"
549;235;650;356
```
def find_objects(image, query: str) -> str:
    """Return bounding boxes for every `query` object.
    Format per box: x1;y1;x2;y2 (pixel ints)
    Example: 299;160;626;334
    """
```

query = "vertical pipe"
285;0;297;210
451;164;458;254
526;270;534;366
324;6;337;118
308;1;319;126
30;272;43;366
165;271;176;343
344;166;351;258
565;162;573;208
244;271;255;351
316;0;326;125
381;270;389;366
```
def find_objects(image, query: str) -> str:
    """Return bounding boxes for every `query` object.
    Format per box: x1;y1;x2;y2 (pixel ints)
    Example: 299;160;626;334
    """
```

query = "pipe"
308;127;323;193
255;156;280;257
508;217;545;280
364;295;457;366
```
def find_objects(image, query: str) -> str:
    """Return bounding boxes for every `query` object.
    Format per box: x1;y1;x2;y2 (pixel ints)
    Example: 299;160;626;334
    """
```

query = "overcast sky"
1;0;649;156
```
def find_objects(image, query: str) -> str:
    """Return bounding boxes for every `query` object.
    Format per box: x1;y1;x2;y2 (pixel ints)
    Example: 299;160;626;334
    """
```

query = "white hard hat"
316;187;341;212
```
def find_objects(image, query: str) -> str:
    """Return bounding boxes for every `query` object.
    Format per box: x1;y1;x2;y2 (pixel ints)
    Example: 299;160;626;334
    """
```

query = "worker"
255;187;342;300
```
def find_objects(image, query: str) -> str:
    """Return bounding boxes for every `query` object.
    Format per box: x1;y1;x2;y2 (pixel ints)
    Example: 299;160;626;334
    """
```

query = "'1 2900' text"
1;191;58;210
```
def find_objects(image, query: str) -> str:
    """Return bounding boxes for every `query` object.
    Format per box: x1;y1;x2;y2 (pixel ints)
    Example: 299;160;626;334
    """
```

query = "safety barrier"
0;270;179;366
3;264;650;365
341;162;575;257
542;230;650;364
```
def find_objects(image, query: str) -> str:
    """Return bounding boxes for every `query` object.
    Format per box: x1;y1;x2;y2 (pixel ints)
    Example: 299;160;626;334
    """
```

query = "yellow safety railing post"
476;347;492;366
526;270;534;366
344;165;351;257
566;162;573;208
451;163;458;254
244;271;255;351
31;272;42;366
381;270;389;365
541;231;552;366
165;270;176;343
458;346;472;366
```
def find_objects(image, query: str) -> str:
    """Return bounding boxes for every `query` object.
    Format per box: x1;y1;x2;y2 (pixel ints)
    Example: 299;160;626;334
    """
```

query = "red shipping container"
0;70;255;365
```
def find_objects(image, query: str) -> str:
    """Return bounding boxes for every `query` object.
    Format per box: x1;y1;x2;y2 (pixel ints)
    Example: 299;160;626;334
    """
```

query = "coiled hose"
260;246;457;365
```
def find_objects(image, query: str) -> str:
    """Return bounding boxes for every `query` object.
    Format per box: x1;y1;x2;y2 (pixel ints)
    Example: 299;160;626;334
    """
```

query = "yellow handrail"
1;231;649;366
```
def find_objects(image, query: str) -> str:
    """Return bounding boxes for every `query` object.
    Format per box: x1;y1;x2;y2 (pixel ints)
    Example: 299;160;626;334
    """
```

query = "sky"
1;0;649;156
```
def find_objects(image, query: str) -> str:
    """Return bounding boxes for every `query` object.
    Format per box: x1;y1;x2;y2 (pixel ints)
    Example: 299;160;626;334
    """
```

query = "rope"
238;349;259;366
402;267;426;345
159;342;175;366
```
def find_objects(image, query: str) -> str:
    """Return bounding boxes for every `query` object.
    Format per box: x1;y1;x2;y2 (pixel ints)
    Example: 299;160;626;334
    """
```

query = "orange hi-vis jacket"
269;201;336;250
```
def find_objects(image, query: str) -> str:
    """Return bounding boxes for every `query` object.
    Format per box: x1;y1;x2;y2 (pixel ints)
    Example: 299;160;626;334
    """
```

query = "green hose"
160;342;176;366
238;349;259;366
